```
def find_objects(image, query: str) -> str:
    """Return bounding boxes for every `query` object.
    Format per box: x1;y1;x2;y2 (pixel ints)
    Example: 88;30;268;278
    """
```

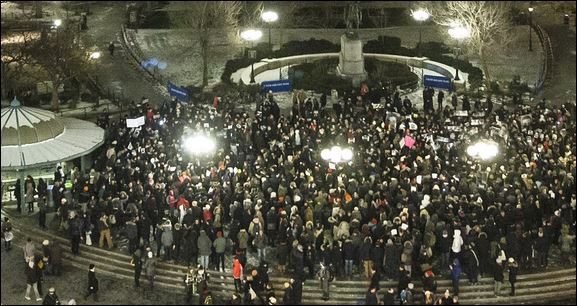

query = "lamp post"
240;29;263;84
448;25;470;81
411;9;430;57
528;7;534;51
261;11;278;54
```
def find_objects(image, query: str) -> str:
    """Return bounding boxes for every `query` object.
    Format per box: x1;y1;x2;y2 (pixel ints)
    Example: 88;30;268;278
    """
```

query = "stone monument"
337;1;367;87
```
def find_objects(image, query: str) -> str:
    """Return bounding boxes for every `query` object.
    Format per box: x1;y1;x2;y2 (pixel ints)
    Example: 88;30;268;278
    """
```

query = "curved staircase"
4;210;575;305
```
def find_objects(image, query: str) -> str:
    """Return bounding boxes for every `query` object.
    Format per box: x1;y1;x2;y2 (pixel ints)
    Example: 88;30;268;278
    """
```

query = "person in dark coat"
42;287;61;305
382;288;395;305
462;244;479;285
282;282;293;305
462;95;470;111
291;277;303;305
69;214;83;255
131;249;143;288
533;228;550;269
365;287;379;305
359;236;373;279
277;240;289;274
397;266;410;299
369;268;380;291
508;257;518;296
476;232;490;277
25;260;42;301
84;264;99;301
437;90;445;111
493;258;504;296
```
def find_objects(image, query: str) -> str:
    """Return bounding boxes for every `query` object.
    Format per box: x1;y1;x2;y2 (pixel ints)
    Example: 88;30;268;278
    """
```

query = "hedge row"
221;36;484;88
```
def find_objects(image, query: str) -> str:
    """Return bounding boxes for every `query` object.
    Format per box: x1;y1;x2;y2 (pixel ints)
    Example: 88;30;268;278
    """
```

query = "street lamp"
528;7;534;51
466;140;499;161
240;29;263;84
411;9;430;57
321;146;354;164
448;24;470;81
261;11;278;54
183;134;216;155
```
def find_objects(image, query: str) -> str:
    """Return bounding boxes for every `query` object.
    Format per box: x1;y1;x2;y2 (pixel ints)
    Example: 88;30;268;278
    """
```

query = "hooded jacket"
197;230;212;256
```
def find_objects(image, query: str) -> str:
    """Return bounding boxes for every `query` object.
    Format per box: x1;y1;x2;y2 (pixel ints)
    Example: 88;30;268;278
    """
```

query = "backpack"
400;290;408;303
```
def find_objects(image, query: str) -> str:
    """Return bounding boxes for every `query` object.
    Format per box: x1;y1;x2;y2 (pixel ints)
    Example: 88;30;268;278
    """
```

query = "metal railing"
532;23;554;93
120;25;167;86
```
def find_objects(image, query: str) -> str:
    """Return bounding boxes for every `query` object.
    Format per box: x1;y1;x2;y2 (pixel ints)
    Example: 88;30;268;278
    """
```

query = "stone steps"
6;210;576;305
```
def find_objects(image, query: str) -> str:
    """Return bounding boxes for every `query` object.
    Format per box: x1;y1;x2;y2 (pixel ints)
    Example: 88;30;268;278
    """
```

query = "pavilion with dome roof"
1;97;105;212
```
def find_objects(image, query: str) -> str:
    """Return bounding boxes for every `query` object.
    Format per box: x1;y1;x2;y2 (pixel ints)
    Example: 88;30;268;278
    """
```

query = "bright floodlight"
184;134;216;155
240;29;263;42
53;19;62;27
467;140;499;160
321;148;331;161
341;148;353;161
321;146;353;163
448;25;470;40
411;9;430;22
261;11;279;23
89;51;101;59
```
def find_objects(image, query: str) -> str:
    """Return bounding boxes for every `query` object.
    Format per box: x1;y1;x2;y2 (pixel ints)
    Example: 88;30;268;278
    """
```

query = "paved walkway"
83;3;168;106
541;23;576;104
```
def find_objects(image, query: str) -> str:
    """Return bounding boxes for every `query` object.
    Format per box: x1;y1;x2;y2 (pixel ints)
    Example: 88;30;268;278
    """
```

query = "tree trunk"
34;1;42;18
201;37;209;87
1;62;8;100
479;46;492;83
51;81;60;110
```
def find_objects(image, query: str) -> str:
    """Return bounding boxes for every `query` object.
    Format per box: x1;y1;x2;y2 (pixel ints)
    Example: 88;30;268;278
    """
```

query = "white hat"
271;192;277;198
401;223;409;231
508;257;515;263
42;240;50;246
454;229;461;238
408;283;414;289
204;205;210;210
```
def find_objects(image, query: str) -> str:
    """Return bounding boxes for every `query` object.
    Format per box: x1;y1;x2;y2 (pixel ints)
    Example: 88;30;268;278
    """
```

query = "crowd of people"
4;81;576;305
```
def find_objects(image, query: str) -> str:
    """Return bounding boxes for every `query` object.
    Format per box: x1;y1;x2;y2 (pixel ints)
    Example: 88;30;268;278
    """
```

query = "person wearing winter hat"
42;287;61;305
84;264;99;301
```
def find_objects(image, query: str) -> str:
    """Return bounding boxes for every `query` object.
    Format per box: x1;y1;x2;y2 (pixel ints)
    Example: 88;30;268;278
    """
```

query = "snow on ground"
1;1;71;22
136;25;542;90
466;26;543;86
134;29;243;88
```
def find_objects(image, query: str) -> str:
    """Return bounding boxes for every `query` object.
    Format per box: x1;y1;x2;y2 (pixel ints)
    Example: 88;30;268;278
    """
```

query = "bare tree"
22;26;94;110
1;31;40;100
422;1;513;82
169;1;242;87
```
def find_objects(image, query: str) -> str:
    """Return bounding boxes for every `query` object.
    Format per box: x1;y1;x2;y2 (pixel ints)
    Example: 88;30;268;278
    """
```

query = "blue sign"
167;81;189;102
261;80;292;93
424;75;453;90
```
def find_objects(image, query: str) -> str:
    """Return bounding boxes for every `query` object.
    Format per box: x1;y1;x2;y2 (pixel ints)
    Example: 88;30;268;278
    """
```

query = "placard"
126;116;145;128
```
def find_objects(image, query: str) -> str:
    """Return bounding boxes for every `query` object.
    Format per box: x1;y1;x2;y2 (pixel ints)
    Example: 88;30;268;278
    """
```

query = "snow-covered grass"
134;25;543;89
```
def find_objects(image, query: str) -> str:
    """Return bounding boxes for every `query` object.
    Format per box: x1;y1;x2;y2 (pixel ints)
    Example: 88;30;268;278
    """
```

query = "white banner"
126;116;145;128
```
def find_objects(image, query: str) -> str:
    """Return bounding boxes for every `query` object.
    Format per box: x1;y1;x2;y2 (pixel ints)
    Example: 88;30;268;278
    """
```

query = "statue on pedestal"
345;1;362;38
338;1;367;86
